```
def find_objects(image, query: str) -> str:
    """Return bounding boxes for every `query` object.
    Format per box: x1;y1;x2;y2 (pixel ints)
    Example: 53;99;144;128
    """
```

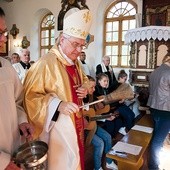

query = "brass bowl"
13;140;48;168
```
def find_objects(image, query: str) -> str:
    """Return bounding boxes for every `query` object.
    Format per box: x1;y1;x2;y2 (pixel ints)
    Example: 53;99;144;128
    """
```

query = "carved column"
129;42;136;68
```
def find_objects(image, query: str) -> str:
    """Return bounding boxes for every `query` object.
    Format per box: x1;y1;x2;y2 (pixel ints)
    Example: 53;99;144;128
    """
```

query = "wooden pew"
106;114;153;170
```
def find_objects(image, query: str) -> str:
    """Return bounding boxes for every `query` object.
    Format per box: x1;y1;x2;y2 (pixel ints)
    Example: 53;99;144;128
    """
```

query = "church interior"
1;0;170;169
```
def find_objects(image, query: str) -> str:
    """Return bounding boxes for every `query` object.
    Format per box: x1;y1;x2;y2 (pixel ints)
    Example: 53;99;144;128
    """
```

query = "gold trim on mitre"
63;9;92;40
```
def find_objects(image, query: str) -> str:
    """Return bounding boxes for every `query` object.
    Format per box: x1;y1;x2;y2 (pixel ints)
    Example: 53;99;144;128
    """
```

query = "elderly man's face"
103;57;110;66
60;35;86;61
20;49;30;64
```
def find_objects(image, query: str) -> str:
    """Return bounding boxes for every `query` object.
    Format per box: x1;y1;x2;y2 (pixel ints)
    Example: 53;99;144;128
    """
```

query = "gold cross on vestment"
83;11;91;23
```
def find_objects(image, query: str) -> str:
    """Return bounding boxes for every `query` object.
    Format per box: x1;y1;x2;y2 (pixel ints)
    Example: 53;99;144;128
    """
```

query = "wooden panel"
0;37;8;56
150;12;167;26
107;114;153;170
142;0;170;26
143;0;170;9
130;70;151;86
57;0;89;30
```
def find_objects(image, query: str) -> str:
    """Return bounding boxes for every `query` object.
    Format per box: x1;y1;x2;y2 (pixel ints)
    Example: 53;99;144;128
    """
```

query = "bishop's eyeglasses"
65;37;87;50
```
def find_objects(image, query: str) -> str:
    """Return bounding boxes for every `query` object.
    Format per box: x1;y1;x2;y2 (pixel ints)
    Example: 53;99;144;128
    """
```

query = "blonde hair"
162;53;170;64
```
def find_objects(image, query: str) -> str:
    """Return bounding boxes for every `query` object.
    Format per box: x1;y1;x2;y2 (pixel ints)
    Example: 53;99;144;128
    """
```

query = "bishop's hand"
58;101;79;115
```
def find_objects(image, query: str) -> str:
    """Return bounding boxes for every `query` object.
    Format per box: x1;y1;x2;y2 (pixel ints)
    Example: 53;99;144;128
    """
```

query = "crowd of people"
0;5;170;170
3;47;34;84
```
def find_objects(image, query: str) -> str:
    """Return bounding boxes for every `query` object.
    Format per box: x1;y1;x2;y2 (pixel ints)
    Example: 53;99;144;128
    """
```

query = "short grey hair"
55;33;71;45
102;55;110;62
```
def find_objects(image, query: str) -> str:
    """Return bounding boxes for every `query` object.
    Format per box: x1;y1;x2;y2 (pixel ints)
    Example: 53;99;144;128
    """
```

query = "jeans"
117;104;135;130
148;108;170;170
91;126;112;170
103;117;123;138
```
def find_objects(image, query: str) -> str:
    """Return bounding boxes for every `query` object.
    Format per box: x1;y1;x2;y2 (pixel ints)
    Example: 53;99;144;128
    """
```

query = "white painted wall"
1;0;143;77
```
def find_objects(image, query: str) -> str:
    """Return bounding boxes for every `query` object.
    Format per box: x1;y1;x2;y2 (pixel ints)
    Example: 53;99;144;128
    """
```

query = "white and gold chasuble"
23;45;88;170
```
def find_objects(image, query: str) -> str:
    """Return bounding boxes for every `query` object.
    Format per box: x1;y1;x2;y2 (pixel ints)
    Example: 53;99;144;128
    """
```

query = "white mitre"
63;8;92;40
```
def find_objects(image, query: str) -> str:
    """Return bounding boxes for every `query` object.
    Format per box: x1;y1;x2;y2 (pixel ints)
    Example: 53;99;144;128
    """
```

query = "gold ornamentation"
10;24;19;39
66;27;88;39
21;36;30;49
83;11;91;23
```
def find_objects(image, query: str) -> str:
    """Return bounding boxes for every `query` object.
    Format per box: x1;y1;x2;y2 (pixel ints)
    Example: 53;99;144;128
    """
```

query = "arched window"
40;13;55;56
104;0;137;67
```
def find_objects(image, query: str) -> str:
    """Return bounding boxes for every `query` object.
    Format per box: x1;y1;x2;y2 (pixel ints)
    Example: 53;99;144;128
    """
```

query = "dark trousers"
117;104;135;130
103;117;123;138
148;108;170;170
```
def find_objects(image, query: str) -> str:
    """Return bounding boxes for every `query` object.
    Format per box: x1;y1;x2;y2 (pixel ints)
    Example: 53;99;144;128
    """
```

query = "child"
84;75;118;170
117;69;128;84
117;69;140;118
94;73;135;136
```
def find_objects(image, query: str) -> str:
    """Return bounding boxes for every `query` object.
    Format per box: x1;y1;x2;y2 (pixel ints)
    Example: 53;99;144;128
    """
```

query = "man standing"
0;7;33;170
79;51;90;75
96;55;117;90
147;53;170;170
23;8;92;170
13;48;30;83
